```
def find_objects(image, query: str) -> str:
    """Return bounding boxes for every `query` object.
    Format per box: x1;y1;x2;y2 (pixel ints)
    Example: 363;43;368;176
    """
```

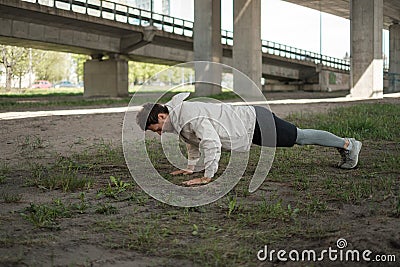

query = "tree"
33;50;69;82
14;49;31;89
129;61;168;85
128;61;196;88
0;45;30;90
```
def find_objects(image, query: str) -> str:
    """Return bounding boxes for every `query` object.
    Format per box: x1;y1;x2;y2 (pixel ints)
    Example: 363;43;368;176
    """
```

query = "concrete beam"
120;26;156;53
0;17;119;54
350;0;384;98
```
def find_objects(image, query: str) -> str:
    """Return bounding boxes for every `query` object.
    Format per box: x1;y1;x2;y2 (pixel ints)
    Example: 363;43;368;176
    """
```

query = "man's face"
147;113;171;135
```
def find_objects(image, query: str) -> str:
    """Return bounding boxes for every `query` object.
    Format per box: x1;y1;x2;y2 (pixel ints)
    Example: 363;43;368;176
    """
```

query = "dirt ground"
0;92;399;266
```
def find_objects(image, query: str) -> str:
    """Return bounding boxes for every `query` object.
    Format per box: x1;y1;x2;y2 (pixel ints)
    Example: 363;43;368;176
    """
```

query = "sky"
171;0;389;60
221;0;351;59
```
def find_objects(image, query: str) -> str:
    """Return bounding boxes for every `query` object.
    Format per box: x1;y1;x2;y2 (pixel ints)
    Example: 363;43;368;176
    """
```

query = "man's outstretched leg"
252;106;362;169
295;128;362;169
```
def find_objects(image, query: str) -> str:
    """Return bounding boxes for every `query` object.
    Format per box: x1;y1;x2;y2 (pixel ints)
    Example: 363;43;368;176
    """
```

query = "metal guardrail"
23;0;350;71
221;29;350;70
23;0;194;35
261;40;350;70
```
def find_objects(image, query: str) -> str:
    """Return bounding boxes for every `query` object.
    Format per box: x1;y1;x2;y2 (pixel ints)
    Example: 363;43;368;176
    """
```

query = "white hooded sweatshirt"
165;93;256;178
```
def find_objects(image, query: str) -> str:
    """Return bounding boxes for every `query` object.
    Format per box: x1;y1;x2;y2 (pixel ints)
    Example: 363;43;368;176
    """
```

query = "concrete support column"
193;0;222;96
233;0;262;97
350;0;383;98
389;23;400;93
84;55;128;97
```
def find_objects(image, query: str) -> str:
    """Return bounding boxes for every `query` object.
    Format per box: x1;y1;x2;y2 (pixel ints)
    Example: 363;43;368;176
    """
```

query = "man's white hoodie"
165;93;256;178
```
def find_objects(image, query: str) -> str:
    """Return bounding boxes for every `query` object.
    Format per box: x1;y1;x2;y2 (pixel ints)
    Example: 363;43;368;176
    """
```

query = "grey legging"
295;128;345;149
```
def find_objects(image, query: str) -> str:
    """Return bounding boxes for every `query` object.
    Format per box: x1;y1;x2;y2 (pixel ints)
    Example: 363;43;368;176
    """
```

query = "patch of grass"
127;191;150;205
0;97;131;110
257;199;300;221
18;135;48;151
2;193;22;203
20;199;72;229
301;194;328;215
91;141;125;165
0;162;10;174
94;216;170;253
323;176;396;204
0;163;9;184
293;176;310;191
27;162;93;192
0;87;84;97
95;203;118;215
97;176;132;199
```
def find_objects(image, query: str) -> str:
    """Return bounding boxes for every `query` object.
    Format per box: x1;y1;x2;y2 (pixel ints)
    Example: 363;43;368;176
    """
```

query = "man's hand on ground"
170;169;194;175
182;177;212;186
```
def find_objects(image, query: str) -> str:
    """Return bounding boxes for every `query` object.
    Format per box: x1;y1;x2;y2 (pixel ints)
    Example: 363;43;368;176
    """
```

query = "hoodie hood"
165;92;190;133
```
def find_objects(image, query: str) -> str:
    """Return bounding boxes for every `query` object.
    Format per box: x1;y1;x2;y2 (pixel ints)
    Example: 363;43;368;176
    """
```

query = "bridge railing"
23;0;350;71
221;30;350;71
23;0;194;36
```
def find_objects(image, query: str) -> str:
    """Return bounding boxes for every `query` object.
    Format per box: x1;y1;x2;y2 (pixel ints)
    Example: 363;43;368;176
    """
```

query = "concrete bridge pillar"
389;23;400;93
233;0;262;97
193;0;222;96
83;54;128;97
350;0;383;98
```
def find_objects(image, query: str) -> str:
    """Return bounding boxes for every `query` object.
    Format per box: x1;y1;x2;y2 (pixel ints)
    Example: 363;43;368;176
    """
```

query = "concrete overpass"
1;0;394;97
0;0;351;96
283;0;400;96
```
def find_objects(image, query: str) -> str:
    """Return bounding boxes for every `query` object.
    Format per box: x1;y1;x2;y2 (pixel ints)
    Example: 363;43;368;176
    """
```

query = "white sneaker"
340;138;362;169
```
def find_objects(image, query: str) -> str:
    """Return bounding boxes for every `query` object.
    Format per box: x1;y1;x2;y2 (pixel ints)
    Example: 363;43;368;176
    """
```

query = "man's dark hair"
136;103;169;130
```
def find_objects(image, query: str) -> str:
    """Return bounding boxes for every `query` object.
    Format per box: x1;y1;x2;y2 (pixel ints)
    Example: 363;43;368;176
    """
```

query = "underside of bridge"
283;0;400;29
1;0;400;96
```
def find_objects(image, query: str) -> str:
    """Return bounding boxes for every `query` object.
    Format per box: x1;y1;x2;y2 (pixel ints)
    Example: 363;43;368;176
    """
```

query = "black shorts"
252;106;297;147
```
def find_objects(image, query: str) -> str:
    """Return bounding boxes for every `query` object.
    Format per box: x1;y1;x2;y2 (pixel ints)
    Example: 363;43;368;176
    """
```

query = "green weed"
72;192;88;214
27;162;93;192
95;204;118;215
192;224;199;236
0;163;9;184
0;175;6;184
128;192;149;205
98;176;132;199
227;195;240;217
294;176;310;191
302;194;328;215
257;199;299;221
21;199;71;229
18;135;47;151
